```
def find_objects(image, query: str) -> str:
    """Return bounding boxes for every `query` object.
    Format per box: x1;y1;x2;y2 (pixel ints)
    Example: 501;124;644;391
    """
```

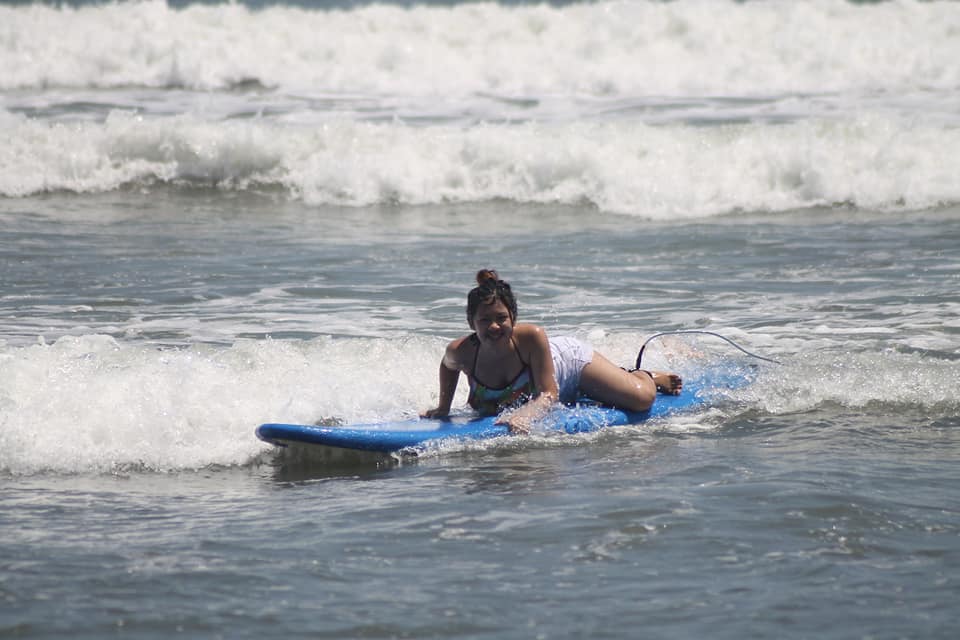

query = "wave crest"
1;0;958;95
3;110;959;216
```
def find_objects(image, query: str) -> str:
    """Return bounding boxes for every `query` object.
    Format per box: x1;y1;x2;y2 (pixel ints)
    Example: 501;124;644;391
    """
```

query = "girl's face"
472;300;514;344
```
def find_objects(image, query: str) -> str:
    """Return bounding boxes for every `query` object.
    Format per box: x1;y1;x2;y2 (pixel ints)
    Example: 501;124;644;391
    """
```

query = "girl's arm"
421;340;464;419
498;325;560;433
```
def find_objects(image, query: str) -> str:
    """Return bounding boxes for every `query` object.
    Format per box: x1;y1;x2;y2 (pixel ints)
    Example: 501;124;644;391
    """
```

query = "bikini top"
467;334;536;416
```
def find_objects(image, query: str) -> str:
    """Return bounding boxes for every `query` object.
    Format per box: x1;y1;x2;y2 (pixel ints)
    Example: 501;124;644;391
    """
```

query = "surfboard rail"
256;367;748;453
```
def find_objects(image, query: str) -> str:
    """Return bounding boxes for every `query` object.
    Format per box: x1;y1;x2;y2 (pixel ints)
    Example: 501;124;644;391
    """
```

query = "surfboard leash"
635;330;782;369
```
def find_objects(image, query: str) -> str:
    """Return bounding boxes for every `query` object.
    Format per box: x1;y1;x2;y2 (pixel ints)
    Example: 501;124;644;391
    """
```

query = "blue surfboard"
257;367;748;454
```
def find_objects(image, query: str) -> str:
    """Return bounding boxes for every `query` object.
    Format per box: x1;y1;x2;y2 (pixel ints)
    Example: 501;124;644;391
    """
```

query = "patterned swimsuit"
467;334;536;416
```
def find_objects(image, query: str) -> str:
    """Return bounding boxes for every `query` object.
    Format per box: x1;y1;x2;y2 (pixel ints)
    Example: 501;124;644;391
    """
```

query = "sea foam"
0;335;446;475
1;1;958;96
4;0;960;215
1;332;957;475
2;110;959;216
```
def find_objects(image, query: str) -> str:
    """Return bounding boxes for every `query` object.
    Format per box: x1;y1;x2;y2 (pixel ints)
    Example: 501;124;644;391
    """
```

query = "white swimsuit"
549;336;593;403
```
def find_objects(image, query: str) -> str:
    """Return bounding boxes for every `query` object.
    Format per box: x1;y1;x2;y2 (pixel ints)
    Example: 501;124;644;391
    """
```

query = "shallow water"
4;409;958;639
3;195;958;638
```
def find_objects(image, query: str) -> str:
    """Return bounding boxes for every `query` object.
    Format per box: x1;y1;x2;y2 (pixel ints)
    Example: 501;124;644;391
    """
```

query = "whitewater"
3;0;960;214
3;1;959;95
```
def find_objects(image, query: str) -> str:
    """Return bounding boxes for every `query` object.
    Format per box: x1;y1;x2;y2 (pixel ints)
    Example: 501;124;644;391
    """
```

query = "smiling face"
470;299;515;344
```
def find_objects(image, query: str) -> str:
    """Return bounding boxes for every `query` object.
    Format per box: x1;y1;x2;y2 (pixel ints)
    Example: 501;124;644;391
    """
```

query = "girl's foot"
632;370;683;395
651;371;683;395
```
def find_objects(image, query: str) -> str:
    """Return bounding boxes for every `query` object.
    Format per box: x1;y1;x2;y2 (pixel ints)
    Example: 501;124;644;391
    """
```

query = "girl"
423;270;682;433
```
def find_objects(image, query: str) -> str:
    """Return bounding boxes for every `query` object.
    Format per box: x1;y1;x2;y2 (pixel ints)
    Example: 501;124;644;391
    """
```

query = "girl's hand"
496;389;557;434
496;413;531;435
421;407;449;419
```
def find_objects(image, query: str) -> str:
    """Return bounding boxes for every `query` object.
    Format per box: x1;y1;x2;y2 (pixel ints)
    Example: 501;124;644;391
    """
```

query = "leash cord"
636;330;782;369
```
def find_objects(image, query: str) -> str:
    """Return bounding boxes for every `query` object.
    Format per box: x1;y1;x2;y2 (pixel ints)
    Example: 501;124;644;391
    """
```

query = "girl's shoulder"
443;333;480;369
512;324;550;357
513;323;548;341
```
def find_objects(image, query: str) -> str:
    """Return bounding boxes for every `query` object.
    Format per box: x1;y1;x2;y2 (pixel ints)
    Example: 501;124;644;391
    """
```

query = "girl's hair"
466;269;518;327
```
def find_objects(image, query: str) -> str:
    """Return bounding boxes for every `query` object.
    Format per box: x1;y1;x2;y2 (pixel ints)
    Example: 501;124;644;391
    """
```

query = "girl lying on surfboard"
422;269;682;434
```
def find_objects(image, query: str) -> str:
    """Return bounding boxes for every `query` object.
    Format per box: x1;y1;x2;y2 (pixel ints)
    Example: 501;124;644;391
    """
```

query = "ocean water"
2;0;959;637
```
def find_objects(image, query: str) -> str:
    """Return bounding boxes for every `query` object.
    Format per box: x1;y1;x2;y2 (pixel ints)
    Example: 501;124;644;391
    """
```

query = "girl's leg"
577;353;657;412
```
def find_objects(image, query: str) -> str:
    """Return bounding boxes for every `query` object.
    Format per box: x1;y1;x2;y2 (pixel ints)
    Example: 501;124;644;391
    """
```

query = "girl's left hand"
421;407;449;419
497;414;531;434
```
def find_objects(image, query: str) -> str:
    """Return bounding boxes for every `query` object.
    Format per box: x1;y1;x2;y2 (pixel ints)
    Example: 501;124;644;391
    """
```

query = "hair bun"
476;269;500;287
466;269;517;325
